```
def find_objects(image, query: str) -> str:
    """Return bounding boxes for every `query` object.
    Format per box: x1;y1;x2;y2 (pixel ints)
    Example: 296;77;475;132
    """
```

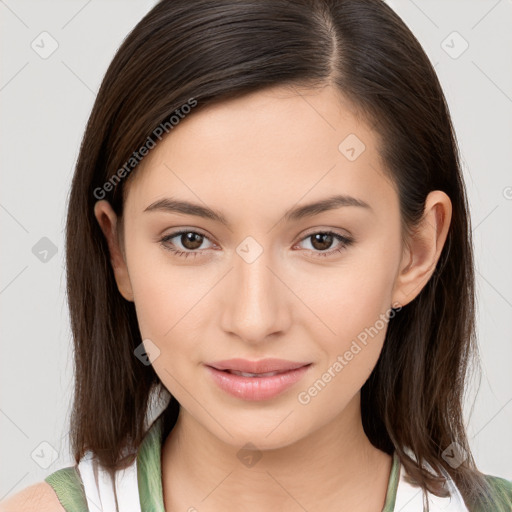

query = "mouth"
204;361;313;401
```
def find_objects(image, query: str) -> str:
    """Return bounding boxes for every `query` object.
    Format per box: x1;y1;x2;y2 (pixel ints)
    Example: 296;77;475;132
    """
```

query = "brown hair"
65;0;499;509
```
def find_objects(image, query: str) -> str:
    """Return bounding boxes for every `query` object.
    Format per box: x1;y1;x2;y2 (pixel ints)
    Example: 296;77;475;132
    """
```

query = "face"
95;84;451;450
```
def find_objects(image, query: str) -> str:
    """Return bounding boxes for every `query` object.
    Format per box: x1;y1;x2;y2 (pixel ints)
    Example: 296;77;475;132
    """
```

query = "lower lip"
205;364;311;401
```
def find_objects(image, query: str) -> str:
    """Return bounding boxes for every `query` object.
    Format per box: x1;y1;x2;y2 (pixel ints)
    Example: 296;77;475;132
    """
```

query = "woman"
2;0;511;510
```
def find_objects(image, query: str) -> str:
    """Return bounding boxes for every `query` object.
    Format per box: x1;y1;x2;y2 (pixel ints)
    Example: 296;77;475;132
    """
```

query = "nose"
220;243;292;345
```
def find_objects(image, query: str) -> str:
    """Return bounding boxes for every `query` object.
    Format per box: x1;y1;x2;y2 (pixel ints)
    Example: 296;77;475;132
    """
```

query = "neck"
161;394;392;512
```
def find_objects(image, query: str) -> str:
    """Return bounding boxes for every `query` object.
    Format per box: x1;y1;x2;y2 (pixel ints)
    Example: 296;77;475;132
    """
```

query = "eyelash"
159;230;354;259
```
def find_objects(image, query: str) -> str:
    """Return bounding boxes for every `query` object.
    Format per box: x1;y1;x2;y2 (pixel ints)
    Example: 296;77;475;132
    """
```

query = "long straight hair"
65;0;498;509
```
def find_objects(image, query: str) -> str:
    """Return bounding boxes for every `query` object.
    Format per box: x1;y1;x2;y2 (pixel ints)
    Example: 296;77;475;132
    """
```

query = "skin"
0;83;451;512
95;84;451;512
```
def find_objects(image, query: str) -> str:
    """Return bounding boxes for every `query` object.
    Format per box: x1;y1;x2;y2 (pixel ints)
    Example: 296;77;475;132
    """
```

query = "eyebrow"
143;194;372;228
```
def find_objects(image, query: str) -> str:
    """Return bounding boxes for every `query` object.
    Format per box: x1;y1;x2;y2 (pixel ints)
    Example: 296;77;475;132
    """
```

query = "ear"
93;200;134;302
391;190;452;308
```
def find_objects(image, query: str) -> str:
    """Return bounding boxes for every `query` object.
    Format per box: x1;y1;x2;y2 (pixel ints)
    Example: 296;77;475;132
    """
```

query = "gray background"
1;0;511;501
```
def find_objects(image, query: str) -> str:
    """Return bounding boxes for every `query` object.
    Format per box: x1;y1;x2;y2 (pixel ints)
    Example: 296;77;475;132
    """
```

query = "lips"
205;363;312;401
206;358;311;375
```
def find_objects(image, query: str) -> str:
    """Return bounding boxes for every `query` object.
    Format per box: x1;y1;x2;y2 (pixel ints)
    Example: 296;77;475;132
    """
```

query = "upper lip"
206;358;311;374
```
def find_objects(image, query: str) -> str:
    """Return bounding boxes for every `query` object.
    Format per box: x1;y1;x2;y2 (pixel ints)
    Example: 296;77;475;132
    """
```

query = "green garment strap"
382;451;401;511
468;474;512;512
44;466;88;511
137;414;166;511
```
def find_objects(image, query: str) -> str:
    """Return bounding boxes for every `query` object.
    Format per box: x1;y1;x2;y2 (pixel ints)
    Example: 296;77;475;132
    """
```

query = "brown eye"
159;230;214;258
179;232;204;250
297;231;354;258
310;232;335;251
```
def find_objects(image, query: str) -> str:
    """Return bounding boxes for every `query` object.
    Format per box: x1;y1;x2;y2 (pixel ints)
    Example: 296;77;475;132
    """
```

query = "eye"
159;229;354;259
159;230;214;258
296;231;354;258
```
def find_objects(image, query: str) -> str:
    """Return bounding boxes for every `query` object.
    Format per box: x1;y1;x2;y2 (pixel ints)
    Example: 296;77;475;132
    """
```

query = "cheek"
132;274;210;353
295;269;395;413
129;259;207;389
293;241;399;377
297;249;398;335
125;231;208;338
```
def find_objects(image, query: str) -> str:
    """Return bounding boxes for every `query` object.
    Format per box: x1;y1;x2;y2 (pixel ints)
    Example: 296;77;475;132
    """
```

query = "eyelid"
159;226;212;241
299;226;352;239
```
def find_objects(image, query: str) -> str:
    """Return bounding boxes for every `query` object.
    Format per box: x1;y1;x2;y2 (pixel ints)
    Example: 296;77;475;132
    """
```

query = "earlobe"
391;191;452;308
93;200;134;302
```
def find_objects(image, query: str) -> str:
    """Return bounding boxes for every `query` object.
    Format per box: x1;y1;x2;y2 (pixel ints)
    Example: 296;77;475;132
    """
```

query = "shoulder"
453;472;512;512
0;481;65;512
395;451;512;512
473;473;512;511
0;465;89;512
485;472;512;493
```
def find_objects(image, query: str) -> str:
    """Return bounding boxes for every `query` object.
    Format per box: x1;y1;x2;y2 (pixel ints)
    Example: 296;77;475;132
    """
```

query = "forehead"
123;84;396;220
